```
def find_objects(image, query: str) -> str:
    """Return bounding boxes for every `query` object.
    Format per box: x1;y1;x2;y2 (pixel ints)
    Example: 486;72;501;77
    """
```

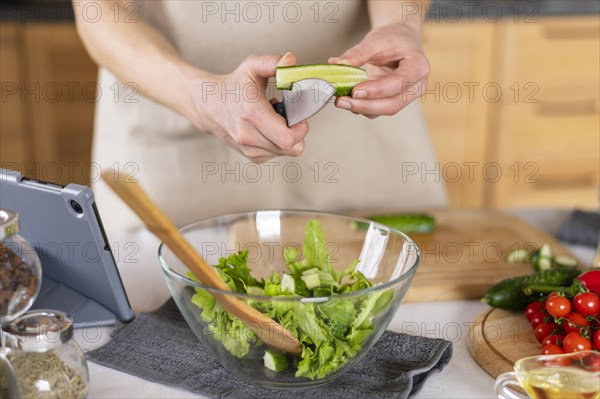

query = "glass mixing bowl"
159;210;420;388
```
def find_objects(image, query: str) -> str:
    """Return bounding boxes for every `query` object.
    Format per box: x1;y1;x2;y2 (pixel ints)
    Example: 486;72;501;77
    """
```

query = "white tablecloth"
77;209;596;398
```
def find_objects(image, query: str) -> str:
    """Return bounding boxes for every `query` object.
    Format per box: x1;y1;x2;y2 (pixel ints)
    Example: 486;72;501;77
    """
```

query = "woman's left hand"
329;22;430;118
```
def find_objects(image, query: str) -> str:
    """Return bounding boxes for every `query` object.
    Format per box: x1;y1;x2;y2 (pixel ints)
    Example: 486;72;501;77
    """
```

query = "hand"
189;53;309;163
329;23;430;118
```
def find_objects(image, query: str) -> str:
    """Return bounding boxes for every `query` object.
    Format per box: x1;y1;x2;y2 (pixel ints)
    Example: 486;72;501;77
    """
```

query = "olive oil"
520;367;600;399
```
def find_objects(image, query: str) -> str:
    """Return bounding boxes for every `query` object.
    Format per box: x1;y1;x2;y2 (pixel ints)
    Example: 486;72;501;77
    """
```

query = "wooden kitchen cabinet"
0;23;97;186
422;16;599;209
421;21;495;208
488;16;600;209
0;24;33;170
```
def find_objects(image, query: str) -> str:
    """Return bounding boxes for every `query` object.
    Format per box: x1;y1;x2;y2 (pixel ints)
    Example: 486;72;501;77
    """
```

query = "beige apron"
93;0;448;233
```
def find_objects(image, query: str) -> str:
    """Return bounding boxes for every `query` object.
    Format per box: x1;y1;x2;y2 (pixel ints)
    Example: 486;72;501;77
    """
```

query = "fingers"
236;99;309;157
229;52;309;162
351;74;425;101
351;56;430;100
335;82;425;116
328;41;375;68
334;54;429;117
255;102;310;152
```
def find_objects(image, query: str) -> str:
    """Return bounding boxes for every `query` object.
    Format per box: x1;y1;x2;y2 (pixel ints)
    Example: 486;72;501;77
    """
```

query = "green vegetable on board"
483;266;581;311
351;213;436;234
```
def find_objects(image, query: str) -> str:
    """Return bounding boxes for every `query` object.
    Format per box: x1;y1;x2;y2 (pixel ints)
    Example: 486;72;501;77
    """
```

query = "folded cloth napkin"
556;210;600;248
88;300;452;399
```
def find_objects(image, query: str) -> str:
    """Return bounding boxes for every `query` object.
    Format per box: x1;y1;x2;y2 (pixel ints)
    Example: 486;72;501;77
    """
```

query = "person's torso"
138;0;370;72
92;1;448;232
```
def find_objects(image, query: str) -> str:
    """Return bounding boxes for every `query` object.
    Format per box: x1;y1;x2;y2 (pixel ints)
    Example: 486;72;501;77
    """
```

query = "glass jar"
1;310;89;399
0;208;42;323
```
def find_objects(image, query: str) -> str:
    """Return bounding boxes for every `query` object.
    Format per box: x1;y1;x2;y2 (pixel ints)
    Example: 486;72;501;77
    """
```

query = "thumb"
328;43;372;67
245;52;297;80
277;52;297;67
245;54;279;81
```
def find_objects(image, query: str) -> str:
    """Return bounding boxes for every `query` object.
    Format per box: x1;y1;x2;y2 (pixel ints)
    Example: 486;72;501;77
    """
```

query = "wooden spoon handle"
100;171;228;291
101;172;302;356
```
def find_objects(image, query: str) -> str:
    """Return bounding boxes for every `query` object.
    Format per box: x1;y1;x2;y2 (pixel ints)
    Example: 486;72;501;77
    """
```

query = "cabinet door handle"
543;26;600;40
535;99;598;117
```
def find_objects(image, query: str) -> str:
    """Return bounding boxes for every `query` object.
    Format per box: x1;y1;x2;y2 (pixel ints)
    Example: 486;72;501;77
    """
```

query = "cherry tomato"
563;331;592;353
594;329;600;351
541;344;564;355
542;334;565;347
530;313;546;328
573;292;600;316
562;313;590;334
577;270;600;296
585;354;600;372
535;323;557;343
525;302;545;321
546;295;571;318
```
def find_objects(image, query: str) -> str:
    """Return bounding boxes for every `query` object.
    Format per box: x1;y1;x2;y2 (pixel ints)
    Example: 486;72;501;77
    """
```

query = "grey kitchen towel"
87;300;452;399
557;210;600;248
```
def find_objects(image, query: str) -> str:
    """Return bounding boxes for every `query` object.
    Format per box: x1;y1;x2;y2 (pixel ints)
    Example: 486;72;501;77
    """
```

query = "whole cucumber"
482;266;580;311
351;214;435;234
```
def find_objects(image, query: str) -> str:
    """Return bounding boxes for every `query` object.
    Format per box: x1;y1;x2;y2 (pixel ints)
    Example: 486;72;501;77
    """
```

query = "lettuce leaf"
190;284;261;358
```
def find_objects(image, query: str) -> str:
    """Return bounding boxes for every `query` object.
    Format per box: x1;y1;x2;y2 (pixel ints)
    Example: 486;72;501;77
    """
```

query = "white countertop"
76;209;597;398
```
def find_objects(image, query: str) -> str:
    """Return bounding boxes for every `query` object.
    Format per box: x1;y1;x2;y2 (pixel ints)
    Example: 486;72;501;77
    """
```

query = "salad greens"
189;220;393;380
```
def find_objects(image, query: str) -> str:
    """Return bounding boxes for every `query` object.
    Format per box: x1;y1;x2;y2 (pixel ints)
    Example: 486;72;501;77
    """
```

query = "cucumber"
554;255;579;268
483;266;580;310
506;249;530;263
276;64;368;97
301;273;321;290
539;243;552;259
351;214;435;234
537;257;552;272
246;286;264;296
281;273;295;294
536;243;553;271
302;268;320;276
263;349;289;372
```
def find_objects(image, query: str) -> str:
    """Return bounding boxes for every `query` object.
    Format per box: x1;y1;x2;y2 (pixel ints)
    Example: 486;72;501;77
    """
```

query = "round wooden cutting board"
467;307;542;378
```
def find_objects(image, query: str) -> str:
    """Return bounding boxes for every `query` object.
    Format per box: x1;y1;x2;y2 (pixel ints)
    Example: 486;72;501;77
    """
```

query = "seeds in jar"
0;243;39;318
0;351;87;399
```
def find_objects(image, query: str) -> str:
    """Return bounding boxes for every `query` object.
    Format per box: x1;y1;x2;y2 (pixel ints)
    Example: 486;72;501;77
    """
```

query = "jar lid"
0;209;19;241
2;310;74;351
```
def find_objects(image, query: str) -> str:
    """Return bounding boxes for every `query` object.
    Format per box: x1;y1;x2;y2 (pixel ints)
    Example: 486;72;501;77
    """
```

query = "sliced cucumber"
264;349;289;372
506;249;530;263
536;243;553;271
301;273;321;290
276;64;368;97
246;286;264;296
283;245;299;263
351;213;436;234
302;267;320;276
539;243;553;259
281;273;296;294
554;255;579;268
537;257;552;271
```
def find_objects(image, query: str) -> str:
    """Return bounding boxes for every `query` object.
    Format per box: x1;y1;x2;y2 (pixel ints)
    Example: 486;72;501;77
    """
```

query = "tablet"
0;168;134;326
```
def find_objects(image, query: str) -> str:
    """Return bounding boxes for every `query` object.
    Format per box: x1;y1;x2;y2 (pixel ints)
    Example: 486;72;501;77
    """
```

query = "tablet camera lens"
70;200;83;214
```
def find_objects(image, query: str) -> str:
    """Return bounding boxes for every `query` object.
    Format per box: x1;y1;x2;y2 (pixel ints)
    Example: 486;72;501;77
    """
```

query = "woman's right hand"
188;53;309;163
